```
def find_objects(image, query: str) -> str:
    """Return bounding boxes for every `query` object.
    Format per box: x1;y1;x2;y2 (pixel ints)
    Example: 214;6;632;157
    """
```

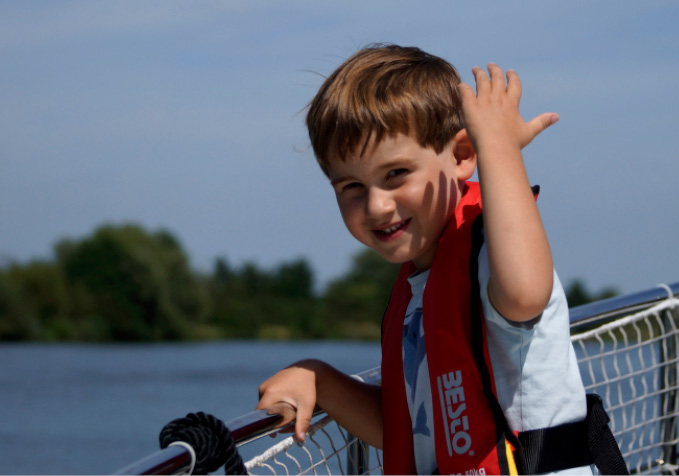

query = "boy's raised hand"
457;63;559;153
457;63;556;322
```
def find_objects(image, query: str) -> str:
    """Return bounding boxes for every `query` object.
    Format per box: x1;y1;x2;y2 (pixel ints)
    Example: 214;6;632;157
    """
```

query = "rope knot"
159;411;246;475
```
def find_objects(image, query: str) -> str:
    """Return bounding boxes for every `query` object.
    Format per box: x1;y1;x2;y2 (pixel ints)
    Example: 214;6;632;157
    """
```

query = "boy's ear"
452;129;477;180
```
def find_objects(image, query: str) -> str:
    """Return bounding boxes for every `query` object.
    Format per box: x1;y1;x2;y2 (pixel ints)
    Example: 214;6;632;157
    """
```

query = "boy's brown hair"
306;44;465;175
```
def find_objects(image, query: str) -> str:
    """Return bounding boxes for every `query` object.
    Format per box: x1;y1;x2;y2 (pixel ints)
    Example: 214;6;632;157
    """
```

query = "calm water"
0;341;381;475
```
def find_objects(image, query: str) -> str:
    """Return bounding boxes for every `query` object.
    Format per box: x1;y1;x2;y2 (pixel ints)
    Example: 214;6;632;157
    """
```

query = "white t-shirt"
402;244;591;475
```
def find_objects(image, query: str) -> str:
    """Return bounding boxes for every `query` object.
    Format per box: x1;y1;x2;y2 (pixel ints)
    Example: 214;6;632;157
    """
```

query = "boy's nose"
365;187;396;218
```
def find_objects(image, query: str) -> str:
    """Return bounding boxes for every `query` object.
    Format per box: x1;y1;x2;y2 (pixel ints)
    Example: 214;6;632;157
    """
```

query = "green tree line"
0;223;617;342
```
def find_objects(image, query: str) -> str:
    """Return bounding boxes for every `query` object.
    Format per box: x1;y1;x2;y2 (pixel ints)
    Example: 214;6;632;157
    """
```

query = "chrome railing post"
659;305;679;473
346;434;368;475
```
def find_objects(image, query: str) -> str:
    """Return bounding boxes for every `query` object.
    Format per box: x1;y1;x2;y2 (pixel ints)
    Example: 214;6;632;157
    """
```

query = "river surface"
0;338;668;474
0;341;381;475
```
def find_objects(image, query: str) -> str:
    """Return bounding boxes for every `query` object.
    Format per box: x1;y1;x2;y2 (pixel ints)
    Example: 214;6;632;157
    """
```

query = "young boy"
257;45;618;475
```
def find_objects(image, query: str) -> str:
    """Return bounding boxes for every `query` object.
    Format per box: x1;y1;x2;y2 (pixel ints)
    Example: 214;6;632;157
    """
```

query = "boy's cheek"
341;216;377;250
337;202;360;227
338;209;362;238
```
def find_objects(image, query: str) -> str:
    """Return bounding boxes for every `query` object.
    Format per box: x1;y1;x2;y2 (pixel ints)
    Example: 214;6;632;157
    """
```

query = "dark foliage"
0;223;616;341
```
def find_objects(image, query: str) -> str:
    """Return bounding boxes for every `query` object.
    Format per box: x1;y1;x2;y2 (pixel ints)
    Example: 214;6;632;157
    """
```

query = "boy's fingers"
456;82;475;102
272;401;297;421
256;400;297;427
487;63;505;92
506;69;522;100
472;66;490;95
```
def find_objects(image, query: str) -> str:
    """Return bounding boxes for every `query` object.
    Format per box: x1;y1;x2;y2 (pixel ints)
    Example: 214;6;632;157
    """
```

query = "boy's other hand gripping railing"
115;282;679;475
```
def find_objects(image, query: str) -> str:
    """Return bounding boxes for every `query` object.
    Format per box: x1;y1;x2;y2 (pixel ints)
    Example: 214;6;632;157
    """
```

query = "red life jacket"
381;181;521;475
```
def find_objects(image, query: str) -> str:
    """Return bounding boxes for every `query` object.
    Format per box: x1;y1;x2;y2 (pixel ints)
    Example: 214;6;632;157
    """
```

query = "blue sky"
1;1;678;295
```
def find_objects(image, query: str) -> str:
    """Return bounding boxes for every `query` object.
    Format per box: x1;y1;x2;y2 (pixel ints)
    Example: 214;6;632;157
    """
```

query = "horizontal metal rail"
114;444;194;475
113;367;381;475
569;281;679;333
115;280;679;475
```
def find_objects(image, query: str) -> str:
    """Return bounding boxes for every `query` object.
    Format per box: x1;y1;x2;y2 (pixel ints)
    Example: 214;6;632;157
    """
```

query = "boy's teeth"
380;222;404;234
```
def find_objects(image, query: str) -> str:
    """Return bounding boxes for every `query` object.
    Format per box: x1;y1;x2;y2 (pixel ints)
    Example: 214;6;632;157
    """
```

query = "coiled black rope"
159;412;247;475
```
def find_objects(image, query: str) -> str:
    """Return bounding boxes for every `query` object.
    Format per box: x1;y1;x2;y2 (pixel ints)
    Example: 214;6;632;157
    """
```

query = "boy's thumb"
524;113;559;148
295;407;313;442
530;113;559;134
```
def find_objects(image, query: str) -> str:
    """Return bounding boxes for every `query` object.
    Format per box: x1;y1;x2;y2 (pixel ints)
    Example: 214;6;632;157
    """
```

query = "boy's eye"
387;168;408;179
342;182;363;192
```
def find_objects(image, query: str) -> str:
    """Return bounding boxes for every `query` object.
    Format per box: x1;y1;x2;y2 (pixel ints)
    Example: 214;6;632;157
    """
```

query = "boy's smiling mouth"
372;218;411;241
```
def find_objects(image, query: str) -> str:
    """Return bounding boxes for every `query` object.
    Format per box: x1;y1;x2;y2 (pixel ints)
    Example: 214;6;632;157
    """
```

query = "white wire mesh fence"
242;416;382;475
573;297;679;474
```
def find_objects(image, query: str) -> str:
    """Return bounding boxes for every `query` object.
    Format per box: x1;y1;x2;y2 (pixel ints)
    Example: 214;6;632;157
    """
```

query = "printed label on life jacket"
437;370;474;457
458;469;486;475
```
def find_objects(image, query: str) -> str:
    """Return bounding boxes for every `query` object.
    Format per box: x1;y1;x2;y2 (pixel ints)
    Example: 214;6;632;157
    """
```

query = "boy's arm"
457;64;559;322
256;359;383;448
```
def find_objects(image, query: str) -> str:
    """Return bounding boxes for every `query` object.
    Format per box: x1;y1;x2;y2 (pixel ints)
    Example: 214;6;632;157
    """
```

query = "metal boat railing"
114;281;679;475
570;282;679;332
114;367;381;475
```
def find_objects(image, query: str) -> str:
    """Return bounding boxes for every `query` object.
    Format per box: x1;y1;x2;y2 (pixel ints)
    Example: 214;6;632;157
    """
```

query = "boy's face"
328;133;466;270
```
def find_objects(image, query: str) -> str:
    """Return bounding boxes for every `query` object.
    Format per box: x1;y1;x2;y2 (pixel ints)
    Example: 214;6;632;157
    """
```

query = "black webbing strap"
517;394;629;475
518;418;591;473
585;394;629;475
468;215;527;474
